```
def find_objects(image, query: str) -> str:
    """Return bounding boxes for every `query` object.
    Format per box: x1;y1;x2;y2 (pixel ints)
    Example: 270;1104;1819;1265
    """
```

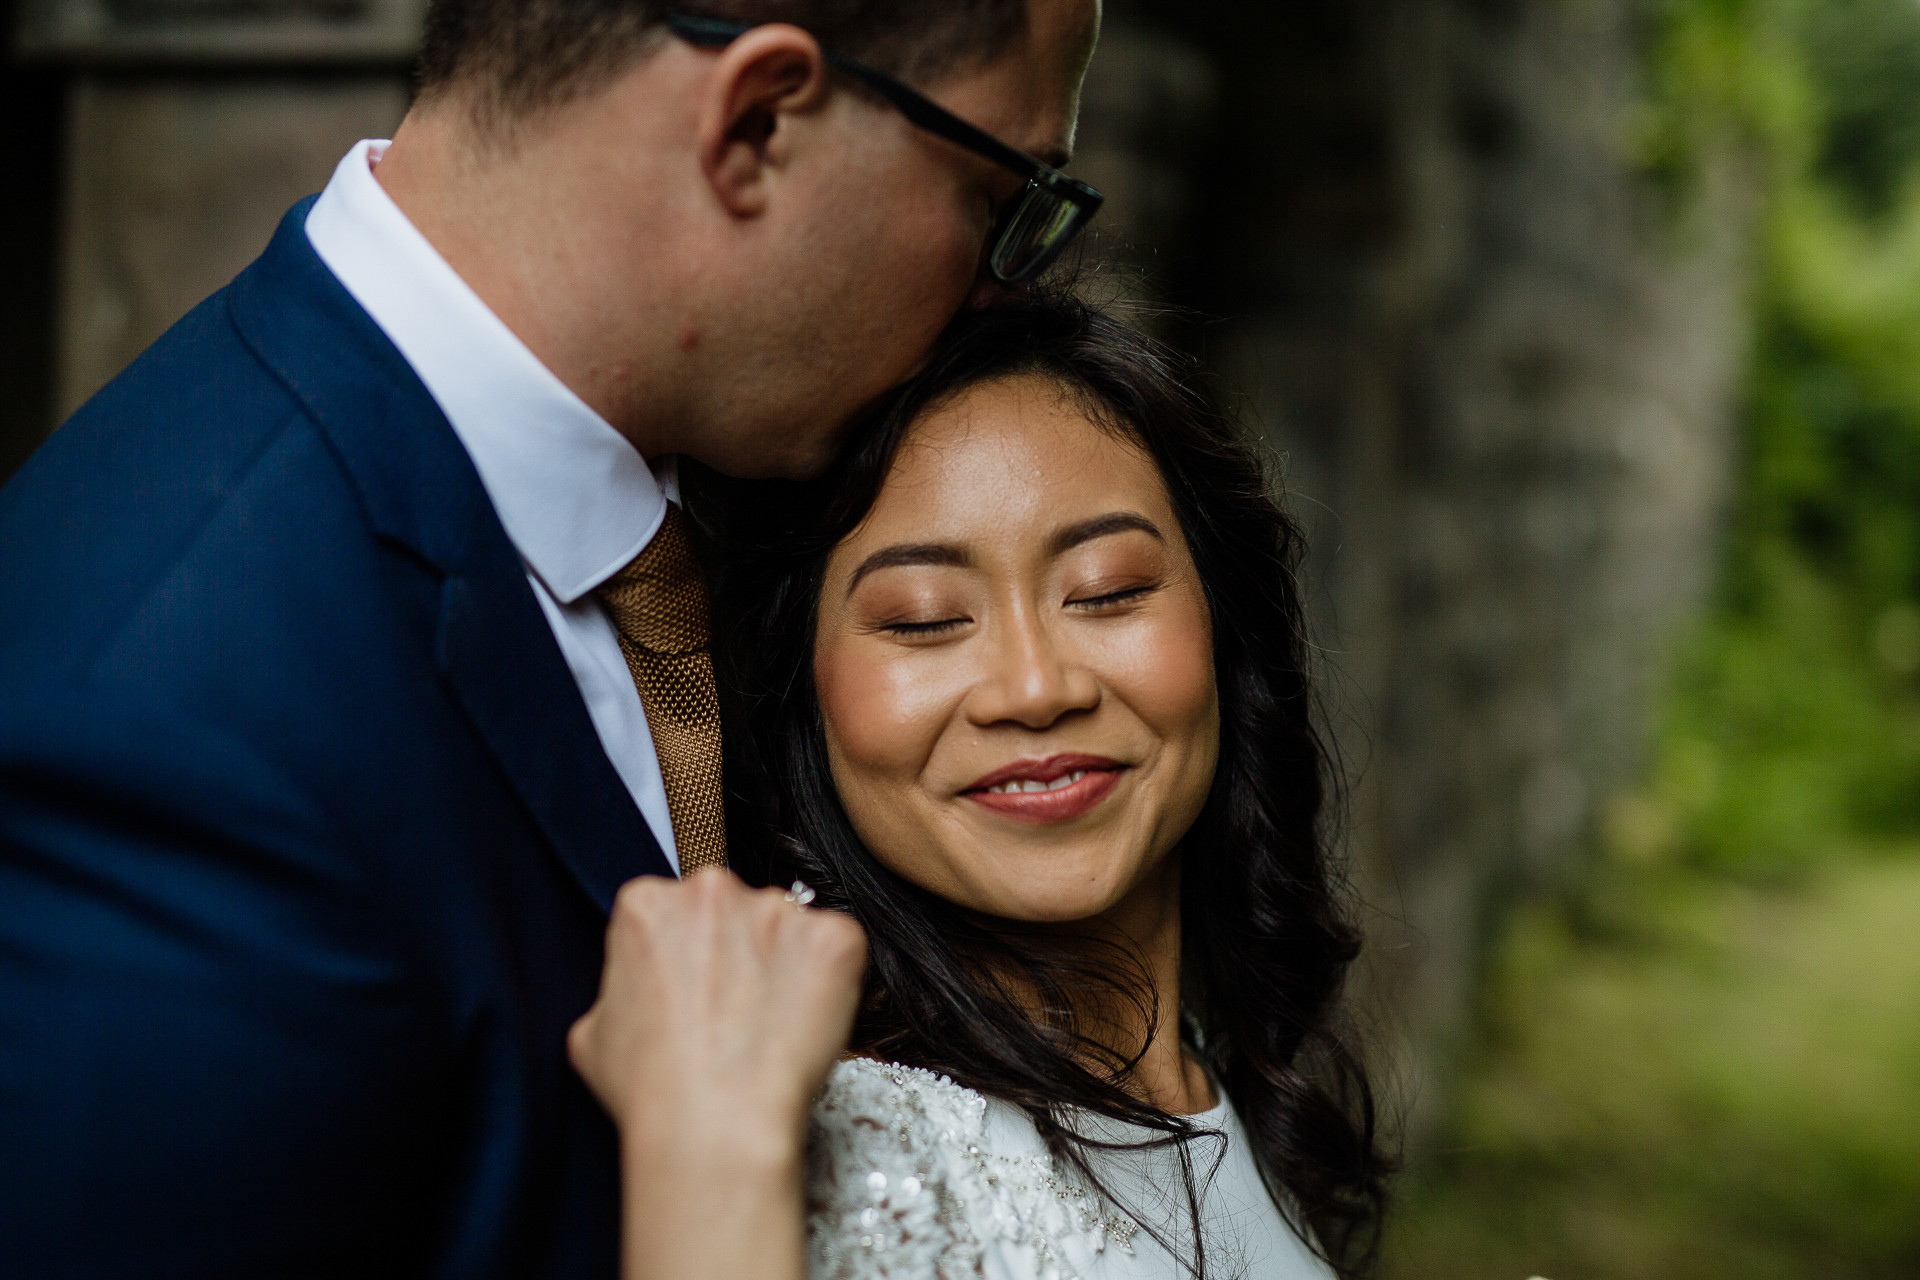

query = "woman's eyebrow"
846;543;972;594
1048;512;1164;556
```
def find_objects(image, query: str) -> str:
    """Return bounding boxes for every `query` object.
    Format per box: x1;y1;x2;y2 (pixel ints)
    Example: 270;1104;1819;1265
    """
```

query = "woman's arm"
569;869;867;1280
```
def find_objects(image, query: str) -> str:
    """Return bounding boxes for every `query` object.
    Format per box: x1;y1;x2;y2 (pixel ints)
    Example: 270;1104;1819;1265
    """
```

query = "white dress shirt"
305;138;683;873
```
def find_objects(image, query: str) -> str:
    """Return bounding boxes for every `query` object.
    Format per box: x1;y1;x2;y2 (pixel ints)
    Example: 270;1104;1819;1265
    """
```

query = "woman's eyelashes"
881;614;972;637
1065;580;1163;611
868;582;1166;638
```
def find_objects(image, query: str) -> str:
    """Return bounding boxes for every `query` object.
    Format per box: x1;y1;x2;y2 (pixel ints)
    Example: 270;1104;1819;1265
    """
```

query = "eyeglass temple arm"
664;12;1092;202
816;53;1043;181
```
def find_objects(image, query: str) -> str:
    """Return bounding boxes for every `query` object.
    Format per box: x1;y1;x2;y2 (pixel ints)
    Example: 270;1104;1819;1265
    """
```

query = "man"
0;1;1100;1274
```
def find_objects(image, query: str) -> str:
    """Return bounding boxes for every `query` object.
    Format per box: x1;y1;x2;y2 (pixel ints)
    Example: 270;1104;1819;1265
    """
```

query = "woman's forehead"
874;375;1161;514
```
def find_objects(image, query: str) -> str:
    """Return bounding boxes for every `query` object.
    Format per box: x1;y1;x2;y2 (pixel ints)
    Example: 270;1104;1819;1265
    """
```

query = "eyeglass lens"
990;184;1089;283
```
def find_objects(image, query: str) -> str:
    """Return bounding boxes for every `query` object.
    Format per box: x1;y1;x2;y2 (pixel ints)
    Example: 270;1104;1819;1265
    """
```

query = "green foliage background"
1657;0;1920;873
1380;0;1920;1274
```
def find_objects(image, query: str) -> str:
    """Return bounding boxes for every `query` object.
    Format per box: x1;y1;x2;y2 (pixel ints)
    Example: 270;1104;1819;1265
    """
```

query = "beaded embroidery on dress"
806;1057;1139;1280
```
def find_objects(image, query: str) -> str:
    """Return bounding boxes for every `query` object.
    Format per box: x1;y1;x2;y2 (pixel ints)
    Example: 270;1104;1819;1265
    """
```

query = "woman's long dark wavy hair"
686;292;1392;1277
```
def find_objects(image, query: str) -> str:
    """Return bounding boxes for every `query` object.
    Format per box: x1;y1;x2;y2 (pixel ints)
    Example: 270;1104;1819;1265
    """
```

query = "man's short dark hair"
418;0;1029;126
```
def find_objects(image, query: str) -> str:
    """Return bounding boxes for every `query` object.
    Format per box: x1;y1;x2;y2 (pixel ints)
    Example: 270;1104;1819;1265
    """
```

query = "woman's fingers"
568;870;867;1150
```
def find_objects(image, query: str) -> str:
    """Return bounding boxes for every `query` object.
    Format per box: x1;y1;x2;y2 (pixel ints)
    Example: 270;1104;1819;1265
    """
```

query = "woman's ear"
695;24;832;218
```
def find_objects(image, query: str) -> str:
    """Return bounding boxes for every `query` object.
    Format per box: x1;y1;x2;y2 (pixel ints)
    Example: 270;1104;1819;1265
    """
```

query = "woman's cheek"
1104;606;1213;730
1159;615;1222;826
815;636;947;780
1158;626;1218;738
815;637;966;887
1115;599;1221;834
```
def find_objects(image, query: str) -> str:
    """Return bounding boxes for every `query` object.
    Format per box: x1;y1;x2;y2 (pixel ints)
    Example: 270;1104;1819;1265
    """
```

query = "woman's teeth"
985;771;1088;796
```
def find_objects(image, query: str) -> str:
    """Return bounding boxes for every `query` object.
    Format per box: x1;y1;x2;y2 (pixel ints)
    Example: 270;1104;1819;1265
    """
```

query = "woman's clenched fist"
568;869;868;1179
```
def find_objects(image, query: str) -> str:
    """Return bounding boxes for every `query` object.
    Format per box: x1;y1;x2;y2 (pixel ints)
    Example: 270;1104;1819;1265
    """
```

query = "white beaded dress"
805;1057;1337;1280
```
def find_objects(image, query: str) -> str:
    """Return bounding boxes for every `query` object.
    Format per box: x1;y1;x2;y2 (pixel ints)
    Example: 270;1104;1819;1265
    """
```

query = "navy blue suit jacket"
0;200;674;1278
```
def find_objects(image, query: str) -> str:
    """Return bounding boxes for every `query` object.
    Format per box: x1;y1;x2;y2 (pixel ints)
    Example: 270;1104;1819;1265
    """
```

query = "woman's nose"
966;610;1100;730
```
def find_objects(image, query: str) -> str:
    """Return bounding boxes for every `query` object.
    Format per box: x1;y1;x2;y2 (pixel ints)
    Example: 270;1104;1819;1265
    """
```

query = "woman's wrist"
616;1082;810;1176
619;1122;807;1280
620;1110;806;1189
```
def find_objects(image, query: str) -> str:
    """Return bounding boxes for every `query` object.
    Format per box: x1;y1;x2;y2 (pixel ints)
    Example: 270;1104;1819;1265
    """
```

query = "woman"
571;294;1391;1280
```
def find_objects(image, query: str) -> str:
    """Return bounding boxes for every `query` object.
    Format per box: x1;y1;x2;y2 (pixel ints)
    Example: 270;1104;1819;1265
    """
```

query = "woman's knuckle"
565;1015;593;1064
812;915;865;960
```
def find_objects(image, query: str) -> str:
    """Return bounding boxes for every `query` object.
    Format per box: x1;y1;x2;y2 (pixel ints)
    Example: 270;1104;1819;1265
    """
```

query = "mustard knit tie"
593;503;727;874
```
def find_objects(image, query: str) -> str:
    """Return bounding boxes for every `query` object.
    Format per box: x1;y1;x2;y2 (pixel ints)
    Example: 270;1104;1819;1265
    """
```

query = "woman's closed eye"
1065;579;1164;612
880;614;973;637
847;573;977;639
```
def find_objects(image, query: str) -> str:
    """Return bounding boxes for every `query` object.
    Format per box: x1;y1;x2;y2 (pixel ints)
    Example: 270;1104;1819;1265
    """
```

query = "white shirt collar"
304;139;668;604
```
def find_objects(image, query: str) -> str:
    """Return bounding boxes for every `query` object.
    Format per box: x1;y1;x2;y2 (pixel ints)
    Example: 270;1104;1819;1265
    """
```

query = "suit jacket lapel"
229;199;673;909
435;561;673;906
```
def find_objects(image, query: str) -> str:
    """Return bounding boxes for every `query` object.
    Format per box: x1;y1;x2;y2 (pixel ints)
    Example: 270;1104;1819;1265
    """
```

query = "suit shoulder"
23;284;301;484
0;285;365;683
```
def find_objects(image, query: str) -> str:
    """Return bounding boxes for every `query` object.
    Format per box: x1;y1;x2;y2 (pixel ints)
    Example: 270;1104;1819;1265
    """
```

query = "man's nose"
967;609;1100;729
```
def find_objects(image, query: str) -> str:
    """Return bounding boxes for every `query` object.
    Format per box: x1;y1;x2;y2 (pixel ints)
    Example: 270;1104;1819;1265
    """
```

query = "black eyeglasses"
665;12;1104;284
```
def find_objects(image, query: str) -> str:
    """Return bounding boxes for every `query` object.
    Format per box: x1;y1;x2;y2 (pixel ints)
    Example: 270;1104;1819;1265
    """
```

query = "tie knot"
595;504;710;655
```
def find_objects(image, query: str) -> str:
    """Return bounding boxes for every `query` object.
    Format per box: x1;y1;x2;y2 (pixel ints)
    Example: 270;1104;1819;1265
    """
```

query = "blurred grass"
1379;0;1920;1273
1380;853;1920;1279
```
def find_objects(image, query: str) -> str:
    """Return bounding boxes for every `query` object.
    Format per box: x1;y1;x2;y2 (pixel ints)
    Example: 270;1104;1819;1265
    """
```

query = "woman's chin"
861;805;1170;926
984;900;1117;926
943;865;1142;927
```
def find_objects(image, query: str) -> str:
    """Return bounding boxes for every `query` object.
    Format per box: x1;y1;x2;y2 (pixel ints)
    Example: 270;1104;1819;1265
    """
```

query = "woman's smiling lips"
961;753;1127;824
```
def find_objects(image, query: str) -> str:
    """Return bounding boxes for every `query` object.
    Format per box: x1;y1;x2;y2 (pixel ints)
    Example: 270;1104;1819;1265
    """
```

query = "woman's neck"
852;856;1214;1116
1056;854;1215;1117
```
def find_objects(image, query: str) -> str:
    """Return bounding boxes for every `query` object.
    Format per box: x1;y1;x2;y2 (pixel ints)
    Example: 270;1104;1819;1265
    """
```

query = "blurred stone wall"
11;0;413;427
57;75;408;414
9;0;1752;1144
1079;0;1752;1135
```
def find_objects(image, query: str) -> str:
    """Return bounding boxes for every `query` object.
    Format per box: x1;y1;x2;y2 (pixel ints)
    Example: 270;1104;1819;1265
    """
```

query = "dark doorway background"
2;0;66;482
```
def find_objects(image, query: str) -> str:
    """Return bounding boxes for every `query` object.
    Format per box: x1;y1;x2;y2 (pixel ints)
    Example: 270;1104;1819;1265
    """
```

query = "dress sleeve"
805;1060;988;1280
804;1061;1143;1280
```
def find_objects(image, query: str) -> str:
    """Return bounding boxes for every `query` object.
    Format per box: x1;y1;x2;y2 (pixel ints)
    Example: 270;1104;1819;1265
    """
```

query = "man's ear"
695;24;832;218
